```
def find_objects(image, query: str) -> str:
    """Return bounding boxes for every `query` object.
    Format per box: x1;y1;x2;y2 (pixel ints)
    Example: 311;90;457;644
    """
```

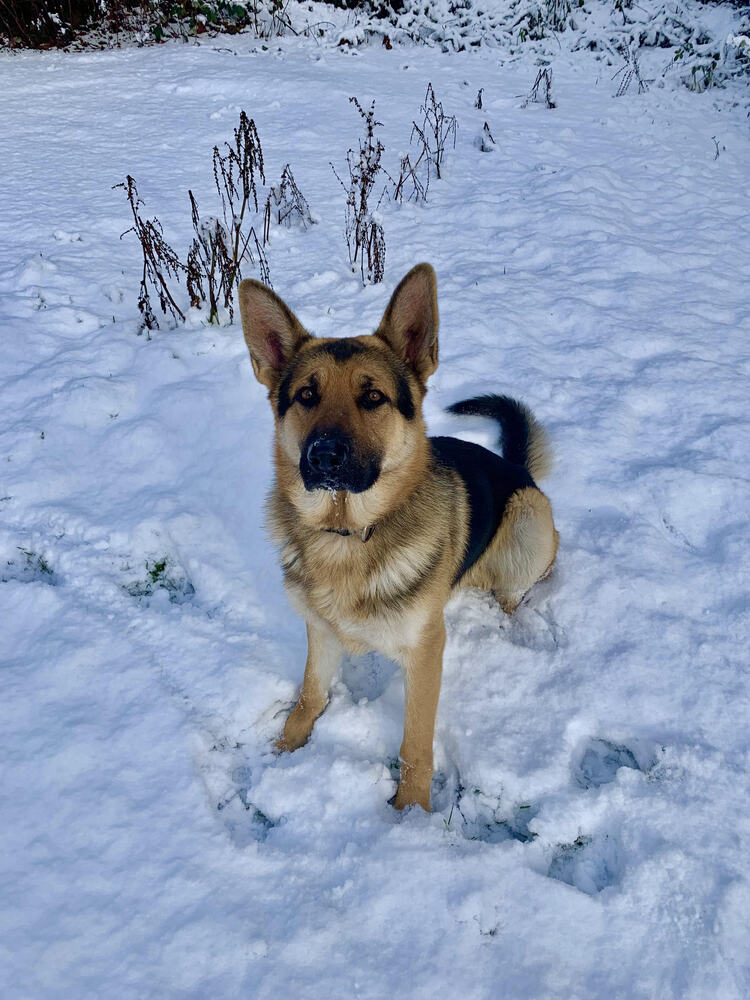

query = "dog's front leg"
275;619;344;753
393;616;446;812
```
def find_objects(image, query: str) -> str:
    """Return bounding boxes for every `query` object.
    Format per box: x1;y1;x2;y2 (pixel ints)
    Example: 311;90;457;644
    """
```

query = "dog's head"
238;264;438;527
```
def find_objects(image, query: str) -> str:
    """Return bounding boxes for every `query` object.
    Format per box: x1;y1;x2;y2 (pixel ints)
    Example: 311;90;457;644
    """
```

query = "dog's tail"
447;394;553;481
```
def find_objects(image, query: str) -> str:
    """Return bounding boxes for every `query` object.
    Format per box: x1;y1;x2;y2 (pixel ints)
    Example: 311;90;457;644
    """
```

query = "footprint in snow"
448;578;564;652
541;737;658;893
501;601;565;652
547;833;623;895
452;785;538;844
573;737;646;789
431;765;622;895
199;735;277;847
340;650;397;704
429;765;537;845
216;764;275;846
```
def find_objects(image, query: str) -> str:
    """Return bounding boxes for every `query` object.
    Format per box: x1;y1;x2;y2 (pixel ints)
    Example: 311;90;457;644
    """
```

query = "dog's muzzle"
300;429;380;493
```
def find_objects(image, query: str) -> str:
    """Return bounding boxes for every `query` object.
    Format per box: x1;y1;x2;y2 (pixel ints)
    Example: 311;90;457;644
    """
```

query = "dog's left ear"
375;263;439;384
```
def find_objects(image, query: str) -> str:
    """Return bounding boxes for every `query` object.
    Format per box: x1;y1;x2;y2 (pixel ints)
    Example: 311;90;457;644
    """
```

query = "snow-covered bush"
678;25;750;92
263;165;315;238
0;0;99;47
4;1;748;106
569;1;750;95
514;0;575;43
0;0;296;48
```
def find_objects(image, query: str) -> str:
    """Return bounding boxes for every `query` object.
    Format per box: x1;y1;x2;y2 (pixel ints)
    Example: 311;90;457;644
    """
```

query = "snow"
1;28;750;1000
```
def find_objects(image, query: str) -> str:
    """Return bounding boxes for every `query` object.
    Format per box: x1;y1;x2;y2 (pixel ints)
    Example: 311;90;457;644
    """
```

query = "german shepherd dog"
239;264;558;811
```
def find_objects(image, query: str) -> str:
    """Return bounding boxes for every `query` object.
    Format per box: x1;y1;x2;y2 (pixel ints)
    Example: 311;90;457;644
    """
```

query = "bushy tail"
447;393;553;481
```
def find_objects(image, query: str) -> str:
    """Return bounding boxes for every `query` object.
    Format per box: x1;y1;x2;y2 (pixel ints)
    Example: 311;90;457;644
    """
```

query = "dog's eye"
296;386;318;407
359;388;387;410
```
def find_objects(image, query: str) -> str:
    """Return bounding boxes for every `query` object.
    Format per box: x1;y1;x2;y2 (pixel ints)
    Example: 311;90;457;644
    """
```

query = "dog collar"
324;525;375;542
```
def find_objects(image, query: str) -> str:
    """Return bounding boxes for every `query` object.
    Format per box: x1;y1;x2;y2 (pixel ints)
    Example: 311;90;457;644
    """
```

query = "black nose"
306;434;351;474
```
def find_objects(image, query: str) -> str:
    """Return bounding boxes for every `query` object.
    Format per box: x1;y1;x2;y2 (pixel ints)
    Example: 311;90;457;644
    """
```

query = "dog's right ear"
238;280;310;388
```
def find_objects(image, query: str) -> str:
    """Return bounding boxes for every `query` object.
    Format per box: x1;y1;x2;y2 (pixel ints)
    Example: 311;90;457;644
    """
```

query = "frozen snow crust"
1;31;750;1000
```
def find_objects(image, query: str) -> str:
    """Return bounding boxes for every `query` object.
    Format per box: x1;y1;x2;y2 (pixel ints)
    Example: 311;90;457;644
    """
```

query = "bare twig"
209;110;271;297
411;82;457;181
331;97;388;284
523;68;556;108
115;175;185;333
391;151;428;204
477;121;496;152
613;45;649;96
186;190;234;324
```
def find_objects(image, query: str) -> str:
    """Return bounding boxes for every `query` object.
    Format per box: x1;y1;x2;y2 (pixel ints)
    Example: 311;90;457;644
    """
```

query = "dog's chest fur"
269;474;465;659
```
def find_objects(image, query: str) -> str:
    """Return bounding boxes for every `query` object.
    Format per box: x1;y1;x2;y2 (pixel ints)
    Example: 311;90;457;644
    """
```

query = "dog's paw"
253;698;296;743
274;726;310;755
273;730;307;754
392;778;431;812
274;700;324;753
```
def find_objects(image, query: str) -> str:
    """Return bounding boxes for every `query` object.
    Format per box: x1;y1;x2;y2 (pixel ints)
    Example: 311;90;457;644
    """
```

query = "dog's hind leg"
275;619;344;753
392;615;446;812
468;487;559;615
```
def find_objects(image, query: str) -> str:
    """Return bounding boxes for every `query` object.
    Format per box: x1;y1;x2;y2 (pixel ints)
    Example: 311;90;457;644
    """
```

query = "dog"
238;263;558;811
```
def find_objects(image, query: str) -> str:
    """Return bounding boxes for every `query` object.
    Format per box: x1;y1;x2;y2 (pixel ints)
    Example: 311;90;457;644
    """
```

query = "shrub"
331;97;387;285
411;82;457;182
115;175;186;333
117;109;312;330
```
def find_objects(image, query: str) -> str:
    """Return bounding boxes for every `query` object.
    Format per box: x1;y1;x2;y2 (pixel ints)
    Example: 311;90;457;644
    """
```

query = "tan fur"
238;264;558;812
462;487;559;613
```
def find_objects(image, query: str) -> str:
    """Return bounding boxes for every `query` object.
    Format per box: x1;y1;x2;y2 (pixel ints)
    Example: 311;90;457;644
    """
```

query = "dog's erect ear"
238;279;310;387
374;263;439;384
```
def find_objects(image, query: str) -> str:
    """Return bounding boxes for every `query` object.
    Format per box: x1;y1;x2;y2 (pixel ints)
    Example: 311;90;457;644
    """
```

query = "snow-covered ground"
1;30;750;1000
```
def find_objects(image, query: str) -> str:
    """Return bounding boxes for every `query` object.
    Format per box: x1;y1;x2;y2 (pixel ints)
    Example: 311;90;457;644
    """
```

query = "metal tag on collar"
361;524;374;543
